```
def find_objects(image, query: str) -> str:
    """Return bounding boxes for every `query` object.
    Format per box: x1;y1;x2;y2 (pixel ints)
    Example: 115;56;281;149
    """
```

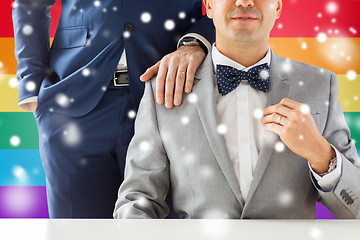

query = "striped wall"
1;0;359;219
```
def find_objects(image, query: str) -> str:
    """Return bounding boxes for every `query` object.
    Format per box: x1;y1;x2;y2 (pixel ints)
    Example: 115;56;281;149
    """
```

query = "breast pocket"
51;26;89;49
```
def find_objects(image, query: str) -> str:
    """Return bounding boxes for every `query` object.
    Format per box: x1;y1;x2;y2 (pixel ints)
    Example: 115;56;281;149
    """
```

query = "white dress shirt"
211;44;341;201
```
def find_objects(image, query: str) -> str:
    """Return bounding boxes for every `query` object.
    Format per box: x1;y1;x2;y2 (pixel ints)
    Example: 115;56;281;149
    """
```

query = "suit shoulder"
276;55;333;79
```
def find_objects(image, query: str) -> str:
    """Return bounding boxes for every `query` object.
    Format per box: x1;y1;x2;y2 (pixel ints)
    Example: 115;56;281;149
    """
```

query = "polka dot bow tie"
216;63;270;96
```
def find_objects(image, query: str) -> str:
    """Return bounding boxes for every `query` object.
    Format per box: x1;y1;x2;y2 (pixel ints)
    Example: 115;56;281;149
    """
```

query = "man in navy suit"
12;0;214;218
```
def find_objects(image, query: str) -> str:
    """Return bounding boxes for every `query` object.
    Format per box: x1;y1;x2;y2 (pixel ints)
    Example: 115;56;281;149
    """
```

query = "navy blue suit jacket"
13;0;214;117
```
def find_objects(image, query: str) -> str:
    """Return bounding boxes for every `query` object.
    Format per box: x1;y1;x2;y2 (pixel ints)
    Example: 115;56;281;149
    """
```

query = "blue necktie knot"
216;63;270;96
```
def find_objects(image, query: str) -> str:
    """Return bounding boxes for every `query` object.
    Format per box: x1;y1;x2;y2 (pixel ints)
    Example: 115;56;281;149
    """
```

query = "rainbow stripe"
1;0;359;219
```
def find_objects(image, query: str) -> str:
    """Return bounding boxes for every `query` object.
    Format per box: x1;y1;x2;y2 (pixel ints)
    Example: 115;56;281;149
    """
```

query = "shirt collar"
211;43;271;73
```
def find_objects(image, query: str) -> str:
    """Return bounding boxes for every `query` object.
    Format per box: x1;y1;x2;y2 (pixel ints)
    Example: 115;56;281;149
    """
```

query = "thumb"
140;61;160;82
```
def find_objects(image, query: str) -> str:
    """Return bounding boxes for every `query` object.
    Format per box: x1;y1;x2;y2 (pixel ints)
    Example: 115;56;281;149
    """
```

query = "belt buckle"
113;70;129;86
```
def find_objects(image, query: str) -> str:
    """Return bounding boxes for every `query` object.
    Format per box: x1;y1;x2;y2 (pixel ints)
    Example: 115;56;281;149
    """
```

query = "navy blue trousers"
36;83;177;218
36;84;136;218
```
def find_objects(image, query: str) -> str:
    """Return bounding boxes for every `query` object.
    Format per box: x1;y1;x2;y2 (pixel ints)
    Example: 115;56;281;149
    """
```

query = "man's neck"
215;38;270;68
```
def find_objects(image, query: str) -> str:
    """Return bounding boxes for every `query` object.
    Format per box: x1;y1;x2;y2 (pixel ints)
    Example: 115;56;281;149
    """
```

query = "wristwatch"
319;156;337;177
179;37;208;54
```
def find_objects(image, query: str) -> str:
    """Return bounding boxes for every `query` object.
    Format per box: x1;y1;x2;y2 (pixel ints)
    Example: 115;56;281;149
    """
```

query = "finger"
174;67;187;106
263;103;292;118
184;61;197;93
155;61;168;105
164;64;177;109
279;98;301;110
263;122;283;136
261;113;286;126
140;61;160;82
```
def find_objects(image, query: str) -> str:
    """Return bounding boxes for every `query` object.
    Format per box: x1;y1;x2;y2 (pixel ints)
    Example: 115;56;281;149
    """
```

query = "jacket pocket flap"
51;26;88;49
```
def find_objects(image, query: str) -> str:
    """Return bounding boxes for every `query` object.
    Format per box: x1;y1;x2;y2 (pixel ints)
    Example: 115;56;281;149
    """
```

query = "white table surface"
0;219;359;240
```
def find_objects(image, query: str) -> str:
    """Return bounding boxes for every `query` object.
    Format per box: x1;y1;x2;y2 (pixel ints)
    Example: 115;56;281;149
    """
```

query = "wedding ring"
277;116;281;124
178;71;186;76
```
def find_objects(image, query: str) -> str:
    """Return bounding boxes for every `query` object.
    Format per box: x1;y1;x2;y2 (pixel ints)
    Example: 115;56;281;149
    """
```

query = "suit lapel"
192;54;245;207
244;50;291;207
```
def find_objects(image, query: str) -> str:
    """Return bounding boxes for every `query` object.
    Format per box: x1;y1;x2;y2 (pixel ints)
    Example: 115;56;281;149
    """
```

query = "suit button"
340;189;346;196
124;23;134;32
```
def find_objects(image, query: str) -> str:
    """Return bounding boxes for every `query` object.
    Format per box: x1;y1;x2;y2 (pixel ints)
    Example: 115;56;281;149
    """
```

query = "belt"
112;70;129;86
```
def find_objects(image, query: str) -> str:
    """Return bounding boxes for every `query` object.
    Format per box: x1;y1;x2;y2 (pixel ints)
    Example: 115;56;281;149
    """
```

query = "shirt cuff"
177;33;211;53
19;96;38;111
309;144;342;192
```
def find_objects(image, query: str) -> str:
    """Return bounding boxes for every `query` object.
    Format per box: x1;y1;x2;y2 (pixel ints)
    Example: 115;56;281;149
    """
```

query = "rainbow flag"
0;0;359;219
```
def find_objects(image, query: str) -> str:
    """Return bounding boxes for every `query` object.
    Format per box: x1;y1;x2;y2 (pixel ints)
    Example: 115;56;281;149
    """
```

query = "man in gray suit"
114;0;360;219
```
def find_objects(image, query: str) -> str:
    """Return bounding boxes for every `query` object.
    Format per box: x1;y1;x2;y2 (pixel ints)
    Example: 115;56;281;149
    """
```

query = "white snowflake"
8;77;18;88
55;93;71;108
317;13;322;18
349;27;357;34
277;23;283;29
101;86;107;92
188;93;198;103
80;158;88;166
200;166;213;179
184;153;196;166
63;123;82;147
217;124;227;135
181;116;190;125
299;81;304;86
123;31;131;38
25;81;36;92
279;190;293;207
128;110;136;119
326;2;338;14
301;42;307;50
331;18;336;23
300;104;310;114
22;25;33;36
82;68;91;77
164;19;175;31
346;70;356;81
314;26;319;31
141;12;152;23
93;1;101;7
259;69;269;80
139;141;151;152
354;96;358;101
253;108;263;120
10;136;21;147
317;32;327;43
137;196;149;208
274;141;285;152
281;59;292;73
12;2;19;8
13;166;27;180
178;11;186;19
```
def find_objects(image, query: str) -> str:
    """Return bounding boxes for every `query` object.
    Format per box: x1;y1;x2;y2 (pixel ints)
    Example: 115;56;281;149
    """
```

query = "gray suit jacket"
114;50;360;219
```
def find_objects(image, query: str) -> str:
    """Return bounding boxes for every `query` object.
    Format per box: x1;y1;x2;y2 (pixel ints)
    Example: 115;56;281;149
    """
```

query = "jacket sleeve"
12;0;58;103
113;80;171;219
313;72;360;219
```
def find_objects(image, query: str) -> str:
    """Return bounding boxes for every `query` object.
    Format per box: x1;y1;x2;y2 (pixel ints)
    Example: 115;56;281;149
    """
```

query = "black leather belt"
113;70;129;86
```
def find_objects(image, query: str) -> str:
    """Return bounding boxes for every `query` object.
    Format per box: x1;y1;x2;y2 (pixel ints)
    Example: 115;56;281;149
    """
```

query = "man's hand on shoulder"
140;45;206;109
